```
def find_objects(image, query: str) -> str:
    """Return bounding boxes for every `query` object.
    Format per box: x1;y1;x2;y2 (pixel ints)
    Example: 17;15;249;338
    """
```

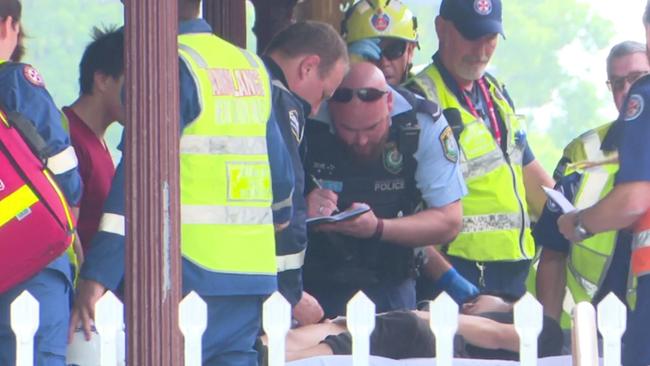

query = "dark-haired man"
263;21;348;326
65;27;124;257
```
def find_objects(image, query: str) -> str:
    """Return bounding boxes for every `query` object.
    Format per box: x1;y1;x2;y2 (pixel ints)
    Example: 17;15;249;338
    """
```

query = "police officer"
262;21;348;326
404;0;554;298
0;0;83;364
303;62;466;317
70;0;295;365
342;0;418;86
535;41;650;326
558;4;650;364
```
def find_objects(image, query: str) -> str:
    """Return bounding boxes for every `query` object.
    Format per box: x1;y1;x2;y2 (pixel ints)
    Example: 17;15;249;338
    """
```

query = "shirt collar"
179;19;213;35
262;56;312;117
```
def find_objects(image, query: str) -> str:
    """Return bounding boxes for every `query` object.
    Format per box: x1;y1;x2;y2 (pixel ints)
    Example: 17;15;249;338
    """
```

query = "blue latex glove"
347;38;382;62
437;267;480;304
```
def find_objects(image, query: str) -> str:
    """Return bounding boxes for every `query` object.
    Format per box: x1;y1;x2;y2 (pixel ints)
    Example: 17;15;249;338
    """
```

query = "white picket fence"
8;290;627;366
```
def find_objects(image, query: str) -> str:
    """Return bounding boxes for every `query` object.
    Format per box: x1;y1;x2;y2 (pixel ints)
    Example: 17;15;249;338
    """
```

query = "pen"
310;174;340;215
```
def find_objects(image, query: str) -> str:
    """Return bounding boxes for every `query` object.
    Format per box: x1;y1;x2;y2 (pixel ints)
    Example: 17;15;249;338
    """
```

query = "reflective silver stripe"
582;132;606;162
271;79;290;93
574;170;609;210
271;190;293;211
182;205;272;225
633;229;650;251
461;148;505;180
178;44;208;68
240;49;259;68
509;146;524;166
47;146;78;174
461;212;528;233
98;213;125;236
180;135;268;155
277;249;306;272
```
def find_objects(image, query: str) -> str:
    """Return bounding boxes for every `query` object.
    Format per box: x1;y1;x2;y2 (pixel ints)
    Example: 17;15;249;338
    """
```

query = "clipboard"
306;204;371;226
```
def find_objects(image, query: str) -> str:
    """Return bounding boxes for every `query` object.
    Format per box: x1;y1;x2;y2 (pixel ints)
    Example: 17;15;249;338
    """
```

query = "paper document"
542;186;576;214
306;204;371;226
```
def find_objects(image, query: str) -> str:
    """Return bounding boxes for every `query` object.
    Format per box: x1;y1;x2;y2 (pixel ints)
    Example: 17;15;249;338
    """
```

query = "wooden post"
250;0;298;53
123;0;183;365
203;0;247;48
294;0;352;32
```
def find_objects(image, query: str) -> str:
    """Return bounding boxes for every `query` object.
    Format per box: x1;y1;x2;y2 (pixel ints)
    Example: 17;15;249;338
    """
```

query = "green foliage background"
22;0;616;173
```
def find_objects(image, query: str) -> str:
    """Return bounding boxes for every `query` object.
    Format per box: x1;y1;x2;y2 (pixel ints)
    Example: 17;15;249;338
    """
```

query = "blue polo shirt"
616;75;650;184
81;19;294;296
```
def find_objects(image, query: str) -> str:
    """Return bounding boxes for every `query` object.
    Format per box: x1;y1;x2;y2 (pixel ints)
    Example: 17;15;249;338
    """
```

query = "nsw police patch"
23;65;45;87
624;94;644;122
439;126;459;163
383;142;404;174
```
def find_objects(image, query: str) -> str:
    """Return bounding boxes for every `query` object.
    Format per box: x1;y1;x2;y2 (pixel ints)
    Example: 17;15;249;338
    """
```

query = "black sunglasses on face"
380;40;407;61
330;87;389;103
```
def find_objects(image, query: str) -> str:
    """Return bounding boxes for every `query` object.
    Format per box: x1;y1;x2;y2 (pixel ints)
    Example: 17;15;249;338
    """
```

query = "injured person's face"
460;295;513;316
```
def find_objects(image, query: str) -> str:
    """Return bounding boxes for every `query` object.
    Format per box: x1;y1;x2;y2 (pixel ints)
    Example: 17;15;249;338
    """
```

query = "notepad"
306;204;371;226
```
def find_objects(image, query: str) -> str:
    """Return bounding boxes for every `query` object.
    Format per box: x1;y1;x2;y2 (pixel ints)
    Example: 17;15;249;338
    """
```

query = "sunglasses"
330;87;389;103
607;71;649;92
380;40;408;61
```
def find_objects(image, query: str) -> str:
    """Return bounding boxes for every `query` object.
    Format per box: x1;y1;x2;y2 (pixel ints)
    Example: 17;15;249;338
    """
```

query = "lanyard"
460;78;502;146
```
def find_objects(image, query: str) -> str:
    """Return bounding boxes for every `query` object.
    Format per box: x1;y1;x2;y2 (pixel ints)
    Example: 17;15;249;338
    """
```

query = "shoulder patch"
23;65;45;87
439;126;459;163
624;94;644;122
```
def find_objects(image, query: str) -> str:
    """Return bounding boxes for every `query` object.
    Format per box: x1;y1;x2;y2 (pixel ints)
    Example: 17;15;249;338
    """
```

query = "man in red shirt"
65;27;124;256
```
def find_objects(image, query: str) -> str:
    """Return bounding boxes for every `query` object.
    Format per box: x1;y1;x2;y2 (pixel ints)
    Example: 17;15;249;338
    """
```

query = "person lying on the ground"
259;294;563;362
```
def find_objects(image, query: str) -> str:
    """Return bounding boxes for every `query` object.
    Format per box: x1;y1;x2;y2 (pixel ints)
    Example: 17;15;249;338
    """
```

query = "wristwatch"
574;211;594;241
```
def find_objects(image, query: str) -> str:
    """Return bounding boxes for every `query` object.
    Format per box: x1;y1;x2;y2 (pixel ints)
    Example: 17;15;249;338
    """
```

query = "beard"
341;130;389;166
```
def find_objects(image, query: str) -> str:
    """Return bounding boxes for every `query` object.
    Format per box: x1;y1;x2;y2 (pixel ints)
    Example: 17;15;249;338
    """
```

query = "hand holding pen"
307;175;340;216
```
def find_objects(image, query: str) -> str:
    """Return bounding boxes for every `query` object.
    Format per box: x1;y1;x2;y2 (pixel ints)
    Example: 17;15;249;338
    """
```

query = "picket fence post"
347;291;375;366
573;301;599;366
95;291;124;366
263;292;291;366
429;292;458;366
598;293;626;366
11;291;39;366
179;291;208;366
514;293;543;366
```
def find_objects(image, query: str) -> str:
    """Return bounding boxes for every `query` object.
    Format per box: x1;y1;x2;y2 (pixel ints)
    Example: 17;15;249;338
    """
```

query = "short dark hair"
607;41;646;78
79;26;124;95
265;21;348;77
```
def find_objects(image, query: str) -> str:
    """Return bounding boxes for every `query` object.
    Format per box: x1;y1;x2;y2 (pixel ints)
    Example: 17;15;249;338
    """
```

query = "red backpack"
0;109;75;293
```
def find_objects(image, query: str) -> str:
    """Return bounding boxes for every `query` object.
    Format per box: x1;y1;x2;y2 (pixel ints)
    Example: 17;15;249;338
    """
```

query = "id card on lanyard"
460;78;502;146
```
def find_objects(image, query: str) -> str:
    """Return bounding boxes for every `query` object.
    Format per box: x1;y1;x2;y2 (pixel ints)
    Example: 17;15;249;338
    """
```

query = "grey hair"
606;41;646;78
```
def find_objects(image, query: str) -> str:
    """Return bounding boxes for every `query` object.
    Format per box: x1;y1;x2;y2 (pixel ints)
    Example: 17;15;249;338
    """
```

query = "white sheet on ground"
287;355;586;366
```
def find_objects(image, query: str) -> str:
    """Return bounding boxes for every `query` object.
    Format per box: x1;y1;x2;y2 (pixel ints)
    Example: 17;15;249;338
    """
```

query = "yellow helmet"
342;0;418;44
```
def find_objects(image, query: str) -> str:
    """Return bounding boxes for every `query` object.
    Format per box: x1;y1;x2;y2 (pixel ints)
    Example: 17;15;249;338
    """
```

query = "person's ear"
93;72;110;94
298;54;322;81
0;16;13;41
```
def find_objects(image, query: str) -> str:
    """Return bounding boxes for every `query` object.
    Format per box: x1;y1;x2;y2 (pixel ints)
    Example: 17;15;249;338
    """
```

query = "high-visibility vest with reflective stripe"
409;64;533;261
178;33;276;276
562;124;636;310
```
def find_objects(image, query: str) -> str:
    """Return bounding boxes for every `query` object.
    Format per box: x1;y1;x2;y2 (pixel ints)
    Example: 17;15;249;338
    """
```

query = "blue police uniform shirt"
616;75;650;184
81;19;294;296
533;172;632;304
312;87;467;208
0;62;82;283
431;52;535;166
